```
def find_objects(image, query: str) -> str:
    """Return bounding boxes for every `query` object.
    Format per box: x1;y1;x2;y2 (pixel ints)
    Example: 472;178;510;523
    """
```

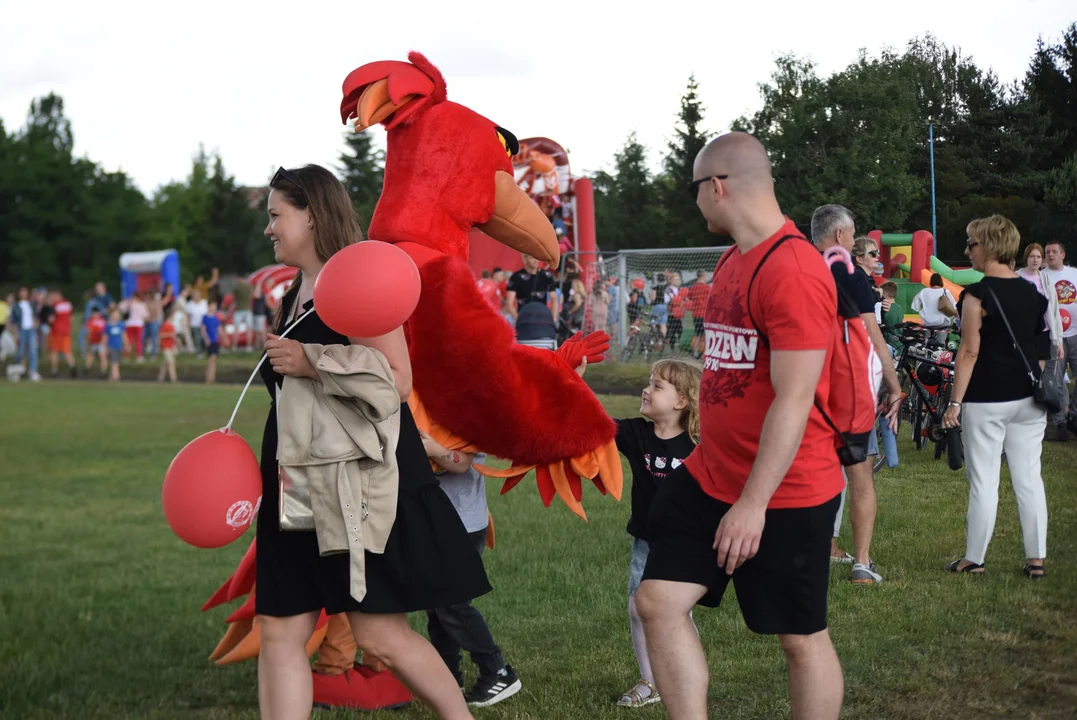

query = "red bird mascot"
199;51;622;711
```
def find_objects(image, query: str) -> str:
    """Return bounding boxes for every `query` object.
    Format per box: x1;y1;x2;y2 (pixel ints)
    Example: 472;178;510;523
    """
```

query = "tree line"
1;24;1073;298
595;25;1077;264
0;99;384;298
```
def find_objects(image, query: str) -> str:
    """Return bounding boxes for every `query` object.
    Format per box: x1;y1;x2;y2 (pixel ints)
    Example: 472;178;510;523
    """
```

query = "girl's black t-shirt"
959;276;1049;403
615;418;696;540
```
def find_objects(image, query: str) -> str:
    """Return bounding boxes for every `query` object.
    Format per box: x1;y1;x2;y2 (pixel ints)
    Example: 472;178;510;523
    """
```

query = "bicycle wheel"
910;392;925;450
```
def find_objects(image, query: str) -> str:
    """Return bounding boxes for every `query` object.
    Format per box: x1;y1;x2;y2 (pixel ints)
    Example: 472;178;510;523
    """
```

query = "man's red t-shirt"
683;219;843;509
52;300;73;336
476;278;502;311
686;281;709;317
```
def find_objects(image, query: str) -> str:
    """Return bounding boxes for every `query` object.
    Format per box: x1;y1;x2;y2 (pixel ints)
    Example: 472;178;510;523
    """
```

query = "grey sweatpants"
1045;335;1077;426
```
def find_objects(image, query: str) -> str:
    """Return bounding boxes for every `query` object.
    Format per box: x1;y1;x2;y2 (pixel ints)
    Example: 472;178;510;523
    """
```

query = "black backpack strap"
745;234;801;350
742;234;847;445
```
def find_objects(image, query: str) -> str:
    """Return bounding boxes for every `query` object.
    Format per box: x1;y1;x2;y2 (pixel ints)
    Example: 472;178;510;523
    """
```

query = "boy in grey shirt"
419;433;521;708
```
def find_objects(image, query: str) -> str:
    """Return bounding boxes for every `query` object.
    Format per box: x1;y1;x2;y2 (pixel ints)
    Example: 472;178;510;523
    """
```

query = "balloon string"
226;308;317;431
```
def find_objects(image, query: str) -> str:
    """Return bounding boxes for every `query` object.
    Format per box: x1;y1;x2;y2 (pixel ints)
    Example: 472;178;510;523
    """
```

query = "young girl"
615;359;701;708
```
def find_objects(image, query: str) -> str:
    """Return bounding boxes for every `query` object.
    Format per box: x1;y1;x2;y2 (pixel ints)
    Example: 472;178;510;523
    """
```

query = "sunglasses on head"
689;175;729;199
272;166;305;191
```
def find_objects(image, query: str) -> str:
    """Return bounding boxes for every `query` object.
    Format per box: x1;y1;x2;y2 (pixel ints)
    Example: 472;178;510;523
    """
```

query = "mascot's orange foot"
312;665;413;711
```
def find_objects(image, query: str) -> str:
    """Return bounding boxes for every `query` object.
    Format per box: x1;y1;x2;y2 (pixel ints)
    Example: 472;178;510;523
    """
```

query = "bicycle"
891;323;964;469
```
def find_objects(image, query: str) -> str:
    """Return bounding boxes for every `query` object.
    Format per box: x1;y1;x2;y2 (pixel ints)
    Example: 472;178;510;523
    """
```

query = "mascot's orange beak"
351;79;420;130
477;171;561;267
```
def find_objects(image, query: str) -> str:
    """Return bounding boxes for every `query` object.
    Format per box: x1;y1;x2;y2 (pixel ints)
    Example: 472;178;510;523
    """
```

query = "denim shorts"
627;537;650;596
651;304;669;325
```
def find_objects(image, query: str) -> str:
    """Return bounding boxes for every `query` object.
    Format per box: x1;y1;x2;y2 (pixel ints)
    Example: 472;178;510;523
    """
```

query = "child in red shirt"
85;309;108;375
158;318;177;383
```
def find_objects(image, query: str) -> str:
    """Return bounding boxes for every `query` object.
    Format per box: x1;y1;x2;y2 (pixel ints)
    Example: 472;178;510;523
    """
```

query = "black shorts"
642;465;840;636
207;342;220;356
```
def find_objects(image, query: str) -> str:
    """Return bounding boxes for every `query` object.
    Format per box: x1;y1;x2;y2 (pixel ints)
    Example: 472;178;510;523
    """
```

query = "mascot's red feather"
199;53;622;706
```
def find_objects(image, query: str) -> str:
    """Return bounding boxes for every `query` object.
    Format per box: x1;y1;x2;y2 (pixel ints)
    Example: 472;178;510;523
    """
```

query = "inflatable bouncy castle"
868;230;983;322
467;136;597;279
119;250;181;298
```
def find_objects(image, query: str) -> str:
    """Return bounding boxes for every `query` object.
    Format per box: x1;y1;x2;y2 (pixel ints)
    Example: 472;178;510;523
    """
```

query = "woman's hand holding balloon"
266;334;317;380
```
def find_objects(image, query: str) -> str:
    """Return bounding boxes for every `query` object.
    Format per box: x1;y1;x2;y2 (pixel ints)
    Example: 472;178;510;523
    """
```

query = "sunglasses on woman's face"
867;250;879;258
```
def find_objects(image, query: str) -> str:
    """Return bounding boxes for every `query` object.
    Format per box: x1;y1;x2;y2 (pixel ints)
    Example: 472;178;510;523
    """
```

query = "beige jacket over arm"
276;343;401;603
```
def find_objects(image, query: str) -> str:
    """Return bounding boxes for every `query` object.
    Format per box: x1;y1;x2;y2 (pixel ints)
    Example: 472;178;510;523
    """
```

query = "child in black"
614;360;700;708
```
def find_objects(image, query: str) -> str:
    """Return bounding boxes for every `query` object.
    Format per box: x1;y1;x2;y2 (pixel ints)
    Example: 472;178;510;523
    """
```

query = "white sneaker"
851;562;884;585
28;371;42;382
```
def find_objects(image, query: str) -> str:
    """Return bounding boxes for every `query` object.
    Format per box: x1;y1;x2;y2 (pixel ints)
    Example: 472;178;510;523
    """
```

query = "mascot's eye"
495;125;519;157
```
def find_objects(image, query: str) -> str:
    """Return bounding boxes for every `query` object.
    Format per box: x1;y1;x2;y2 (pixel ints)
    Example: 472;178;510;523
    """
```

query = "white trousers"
963;397;1048;564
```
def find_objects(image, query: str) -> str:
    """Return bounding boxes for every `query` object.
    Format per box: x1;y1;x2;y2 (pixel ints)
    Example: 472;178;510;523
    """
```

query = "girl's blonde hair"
650;359;702;443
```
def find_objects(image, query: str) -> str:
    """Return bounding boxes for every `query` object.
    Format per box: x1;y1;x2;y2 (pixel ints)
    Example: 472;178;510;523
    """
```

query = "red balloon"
163;428;262;549
1061;308;1072;332
314;241;421;337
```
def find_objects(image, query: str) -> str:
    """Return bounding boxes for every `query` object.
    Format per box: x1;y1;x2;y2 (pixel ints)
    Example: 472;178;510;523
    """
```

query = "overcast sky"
2;0;1071;196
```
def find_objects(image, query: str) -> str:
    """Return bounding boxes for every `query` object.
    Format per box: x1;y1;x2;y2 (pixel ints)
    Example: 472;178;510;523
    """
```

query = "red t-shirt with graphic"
683;219;843;509
52;300;73;336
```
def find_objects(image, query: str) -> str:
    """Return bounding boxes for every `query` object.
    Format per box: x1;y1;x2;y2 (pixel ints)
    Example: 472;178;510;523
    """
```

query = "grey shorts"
108;348;123;364
628;537;651;596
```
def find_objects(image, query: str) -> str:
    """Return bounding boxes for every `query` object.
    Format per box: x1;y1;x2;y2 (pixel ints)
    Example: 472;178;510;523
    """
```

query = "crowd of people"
3;131;1073;720
0;268;279;385
474;255;713;357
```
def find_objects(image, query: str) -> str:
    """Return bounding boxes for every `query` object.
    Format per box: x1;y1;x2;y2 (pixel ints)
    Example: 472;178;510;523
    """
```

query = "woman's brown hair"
271;164;363;326
1022;242;1045;268
650;359;702;444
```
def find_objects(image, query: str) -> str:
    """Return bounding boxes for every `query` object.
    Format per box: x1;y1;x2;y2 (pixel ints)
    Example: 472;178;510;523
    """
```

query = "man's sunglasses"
689;175;729;199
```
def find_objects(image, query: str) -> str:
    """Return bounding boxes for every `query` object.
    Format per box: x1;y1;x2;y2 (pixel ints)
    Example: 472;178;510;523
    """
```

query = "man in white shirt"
911;273;958;329
186;291;209;355
1043;240;1077;441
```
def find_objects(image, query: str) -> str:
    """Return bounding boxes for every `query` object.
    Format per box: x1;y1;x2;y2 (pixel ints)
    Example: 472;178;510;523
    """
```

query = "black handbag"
985;285;1065;415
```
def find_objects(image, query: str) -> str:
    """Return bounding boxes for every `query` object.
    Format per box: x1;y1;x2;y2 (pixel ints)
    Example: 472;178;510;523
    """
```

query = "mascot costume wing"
200;51;623;710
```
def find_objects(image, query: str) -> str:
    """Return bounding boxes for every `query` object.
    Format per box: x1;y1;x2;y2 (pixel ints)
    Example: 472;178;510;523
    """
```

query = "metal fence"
557;247;730;365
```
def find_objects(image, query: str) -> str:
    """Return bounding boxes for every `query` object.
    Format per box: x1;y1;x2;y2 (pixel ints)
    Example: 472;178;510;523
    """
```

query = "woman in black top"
942;215;1050;578
257;165;488;719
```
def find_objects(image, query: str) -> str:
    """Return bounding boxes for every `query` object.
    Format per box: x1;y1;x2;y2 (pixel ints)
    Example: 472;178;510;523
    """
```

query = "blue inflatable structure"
119;250;181;298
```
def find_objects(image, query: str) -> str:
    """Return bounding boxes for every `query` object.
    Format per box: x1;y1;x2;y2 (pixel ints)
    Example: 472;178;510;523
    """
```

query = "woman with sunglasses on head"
256;164;488;720
941;215;1050;579
852;237;883;301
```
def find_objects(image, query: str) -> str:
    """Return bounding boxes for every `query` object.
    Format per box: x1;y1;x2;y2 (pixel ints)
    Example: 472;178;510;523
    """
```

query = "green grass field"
1;382;1075;719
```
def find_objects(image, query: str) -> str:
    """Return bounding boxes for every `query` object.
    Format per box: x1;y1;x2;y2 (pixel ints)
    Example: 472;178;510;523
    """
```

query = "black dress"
255;296;492;617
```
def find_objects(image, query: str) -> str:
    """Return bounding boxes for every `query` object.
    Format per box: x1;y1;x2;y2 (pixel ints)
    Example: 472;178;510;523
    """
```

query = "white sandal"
617;678;661;708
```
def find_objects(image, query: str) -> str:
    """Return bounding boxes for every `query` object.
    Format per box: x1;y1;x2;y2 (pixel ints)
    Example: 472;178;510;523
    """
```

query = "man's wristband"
948;401;962;408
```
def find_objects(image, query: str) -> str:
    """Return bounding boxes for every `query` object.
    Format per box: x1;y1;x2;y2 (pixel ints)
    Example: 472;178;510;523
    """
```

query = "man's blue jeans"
18;328;38;373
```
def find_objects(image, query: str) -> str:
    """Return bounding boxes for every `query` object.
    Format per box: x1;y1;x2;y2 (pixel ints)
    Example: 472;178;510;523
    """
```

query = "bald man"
634;133;843;719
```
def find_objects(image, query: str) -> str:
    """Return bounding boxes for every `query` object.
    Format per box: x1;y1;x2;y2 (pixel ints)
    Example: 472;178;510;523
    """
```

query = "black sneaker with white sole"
464;665;521;707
